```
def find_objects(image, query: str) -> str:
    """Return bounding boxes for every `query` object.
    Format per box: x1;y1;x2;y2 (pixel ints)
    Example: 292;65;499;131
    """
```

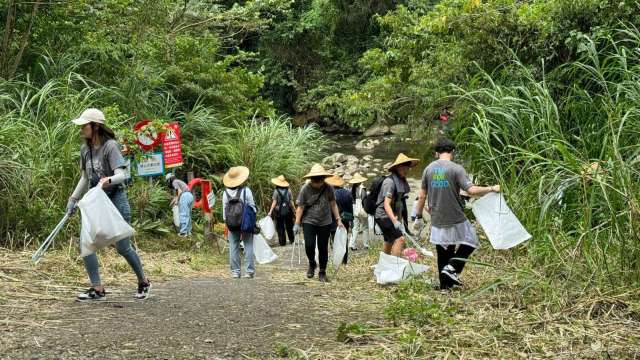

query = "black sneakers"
76;288;106;301
318;272;329;282
135;280;152;300
441;265;462;287
306;267;315;279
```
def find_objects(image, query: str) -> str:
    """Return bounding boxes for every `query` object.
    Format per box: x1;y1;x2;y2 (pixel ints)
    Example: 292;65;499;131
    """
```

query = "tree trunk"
8;0;42;79
0;0;17;77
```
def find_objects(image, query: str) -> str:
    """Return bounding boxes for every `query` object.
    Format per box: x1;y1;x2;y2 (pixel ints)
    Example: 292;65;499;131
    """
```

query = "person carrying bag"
267;175;296;246
223;166;257;279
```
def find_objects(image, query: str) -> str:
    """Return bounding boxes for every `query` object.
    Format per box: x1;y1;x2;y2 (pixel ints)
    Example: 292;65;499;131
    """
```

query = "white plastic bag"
253;233;278;264
258;216;276;241
172;205;180;228
373;252;428;285
472;192;531;250
78;187;136;258
332;227;348;271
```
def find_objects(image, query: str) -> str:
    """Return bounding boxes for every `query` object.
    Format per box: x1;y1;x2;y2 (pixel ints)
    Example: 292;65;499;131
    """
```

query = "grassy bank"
0;72;328;248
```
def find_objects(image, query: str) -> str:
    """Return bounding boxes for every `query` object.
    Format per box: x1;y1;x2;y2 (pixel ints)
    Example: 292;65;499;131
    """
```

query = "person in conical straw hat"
413;138;500;290
267;175;297;246
222;166;258;279
374;153;419;256
347;173;370;251
326;174;353;265
67;108;151;301
294;164;345;282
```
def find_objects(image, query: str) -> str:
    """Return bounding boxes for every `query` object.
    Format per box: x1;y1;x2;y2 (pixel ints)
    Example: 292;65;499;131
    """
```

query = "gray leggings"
82;189;145;286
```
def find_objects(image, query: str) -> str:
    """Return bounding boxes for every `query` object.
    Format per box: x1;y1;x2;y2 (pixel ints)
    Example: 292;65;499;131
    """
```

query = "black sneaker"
441;265;462;287
306;267;316;279
134;280;152;300
76;288;106;301
318;272;329;282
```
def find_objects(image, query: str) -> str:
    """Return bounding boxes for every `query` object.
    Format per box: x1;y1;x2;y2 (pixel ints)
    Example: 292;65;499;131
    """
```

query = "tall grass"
226;116;330;210
458;26;640;285
0;67;329;247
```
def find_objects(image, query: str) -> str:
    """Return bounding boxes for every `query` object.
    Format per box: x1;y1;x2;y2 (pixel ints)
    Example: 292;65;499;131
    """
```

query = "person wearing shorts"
374;153;419;256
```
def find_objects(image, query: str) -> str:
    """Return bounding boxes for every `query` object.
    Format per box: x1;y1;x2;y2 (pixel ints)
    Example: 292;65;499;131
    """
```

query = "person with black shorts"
374;153;419;256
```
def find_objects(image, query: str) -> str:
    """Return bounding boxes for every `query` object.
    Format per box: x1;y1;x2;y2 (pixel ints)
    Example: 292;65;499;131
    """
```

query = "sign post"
136;153;165;177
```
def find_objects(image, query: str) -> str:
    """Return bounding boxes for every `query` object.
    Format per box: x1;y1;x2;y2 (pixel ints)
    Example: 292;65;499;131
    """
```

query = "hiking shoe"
306;267;316;279
76;288;106;302
441;265;462;286
318;272;329;282
232;273;241;279
135;281;152;300
242;273;254;279
350;247;358;251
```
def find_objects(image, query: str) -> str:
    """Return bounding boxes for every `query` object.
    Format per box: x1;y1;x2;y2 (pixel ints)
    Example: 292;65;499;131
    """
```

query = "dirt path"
1;246;385;360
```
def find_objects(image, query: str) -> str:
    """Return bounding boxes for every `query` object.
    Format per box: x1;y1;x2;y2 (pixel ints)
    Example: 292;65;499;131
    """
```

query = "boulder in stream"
390;124;409;135
364;124;390;137
355;139;376;151
322;153;346;166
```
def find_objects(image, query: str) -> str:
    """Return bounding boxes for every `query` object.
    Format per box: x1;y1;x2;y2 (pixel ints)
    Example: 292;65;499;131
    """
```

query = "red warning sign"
162;122;183;169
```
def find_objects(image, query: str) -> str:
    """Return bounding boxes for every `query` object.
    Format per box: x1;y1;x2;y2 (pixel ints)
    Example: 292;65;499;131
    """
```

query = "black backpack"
225;188;245;231
362;176;390;215
274;189;292;218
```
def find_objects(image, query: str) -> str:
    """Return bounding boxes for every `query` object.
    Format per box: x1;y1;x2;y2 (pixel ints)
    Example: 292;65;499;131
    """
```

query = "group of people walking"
65;108;500;301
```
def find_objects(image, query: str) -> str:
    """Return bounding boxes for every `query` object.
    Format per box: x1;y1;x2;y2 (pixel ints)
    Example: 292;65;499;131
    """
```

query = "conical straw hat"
387;153;419;171
303;164;332;179
348;173;368;184
325;174;345;187
271;175;290;187
223;166;250;188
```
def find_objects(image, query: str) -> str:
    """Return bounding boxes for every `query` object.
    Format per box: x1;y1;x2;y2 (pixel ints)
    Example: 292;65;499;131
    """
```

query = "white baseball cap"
72;108;106;126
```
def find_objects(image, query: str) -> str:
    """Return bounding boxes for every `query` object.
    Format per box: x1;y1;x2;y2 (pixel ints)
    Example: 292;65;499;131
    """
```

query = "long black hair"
85;123;115;147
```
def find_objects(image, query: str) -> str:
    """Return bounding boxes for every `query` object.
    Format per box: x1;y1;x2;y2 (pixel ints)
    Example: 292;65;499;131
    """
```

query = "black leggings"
436;244;475;274
303;223;332;272
276;214;295;246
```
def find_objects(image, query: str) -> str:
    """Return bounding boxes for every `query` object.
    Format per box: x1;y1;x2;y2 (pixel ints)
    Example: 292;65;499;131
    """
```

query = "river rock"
322;153;346;166
343;174;353;181
345;155;359;164
362;155;374;162
372;158;383;163
364;124;390;137
367;172;377;177
355;139;376;151
390;124;409;135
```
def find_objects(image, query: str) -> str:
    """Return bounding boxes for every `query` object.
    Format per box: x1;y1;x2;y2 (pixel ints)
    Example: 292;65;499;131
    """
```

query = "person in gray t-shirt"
374;153;418;256
66;108;150;301
414;138;500;290
294;164;344;282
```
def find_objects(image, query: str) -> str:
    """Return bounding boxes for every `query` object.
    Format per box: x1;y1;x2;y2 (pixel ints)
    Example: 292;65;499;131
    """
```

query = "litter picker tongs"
31;212;72;265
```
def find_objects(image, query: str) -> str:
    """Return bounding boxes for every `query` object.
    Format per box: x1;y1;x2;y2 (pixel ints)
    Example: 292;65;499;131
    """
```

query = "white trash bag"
332;226;348;271
253;233;278;264
78;187;136;258
472;192;531;250
373;252;428;285
258;216;276;241
172;205;180;228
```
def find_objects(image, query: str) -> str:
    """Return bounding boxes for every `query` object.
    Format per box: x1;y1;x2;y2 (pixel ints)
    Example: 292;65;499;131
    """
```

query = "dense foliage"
2;1;640;288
